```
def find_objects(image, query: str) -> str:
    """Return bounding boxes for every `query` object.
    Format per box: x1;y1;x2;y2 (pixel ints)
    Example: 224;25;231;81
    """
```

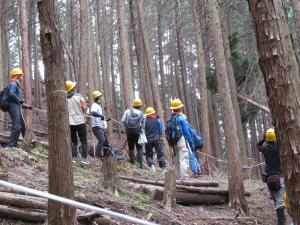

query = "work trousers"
173;137;189;180
127;133;143;167
145;139;166;168
8;103;26;147
70;123;88;159
92;126;109;157
270;177;285;210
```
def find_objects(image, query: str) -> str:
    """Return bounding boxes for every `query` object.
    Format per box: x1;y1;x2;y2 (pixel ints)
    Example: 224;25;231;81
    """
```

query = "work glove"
99;115;105;120
19;100;24;104
28;105;33;110
105;117;111;122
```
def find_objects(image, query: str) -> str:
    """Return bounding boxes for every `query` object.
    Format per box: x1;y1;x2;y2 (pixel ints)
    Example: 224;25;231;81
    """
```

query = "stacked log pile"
121;176;250;205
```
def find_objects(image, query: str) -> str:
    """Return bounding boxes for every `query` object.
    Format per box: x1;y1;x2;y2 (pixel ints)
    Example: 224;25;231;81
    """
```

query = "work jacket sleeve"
257;139;265;152
7;82;22;104
158;119;163;137
121;111;127;124
178;116;194;148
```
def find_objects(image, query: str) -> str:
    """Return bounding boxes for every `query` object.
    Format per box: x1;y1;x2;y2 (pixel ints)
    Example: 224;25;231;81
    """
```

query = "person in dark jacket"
6;68;32;149
257;128;286;225
144;107;166;172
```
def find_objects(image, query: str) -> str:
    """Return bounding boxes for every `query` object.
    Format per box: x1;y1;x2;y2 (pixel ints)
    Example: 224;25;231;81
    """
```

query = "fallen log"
119;175;219;188
0;192;47;210
152;189;228;205
0;204;46;223
77;212;102;224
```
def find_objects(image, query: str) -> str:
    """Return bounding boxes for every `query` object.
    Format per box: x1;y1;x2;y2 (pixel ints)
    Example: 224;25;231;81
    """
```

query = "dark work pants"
92;126;109;157
8;104;26;147
127;133;143;166
145;139;166;168
70;123;88;158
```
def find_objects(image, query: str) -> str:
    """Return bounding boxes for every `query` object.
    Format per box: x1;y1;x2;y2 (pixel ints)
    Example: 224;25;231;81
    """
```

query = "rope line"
0;180;158;225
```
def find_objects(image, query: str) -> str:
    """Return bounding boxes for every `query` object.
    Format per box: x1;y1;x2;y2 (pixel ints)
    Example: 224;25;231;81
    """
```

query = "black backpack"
165;116;182;145
0;87;9;112
125;108;144;136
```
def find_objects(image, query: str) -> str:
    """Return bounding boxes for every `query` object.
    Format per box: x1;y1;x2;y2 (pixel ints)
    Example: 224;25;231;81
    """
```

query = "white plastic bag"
138;130;148;144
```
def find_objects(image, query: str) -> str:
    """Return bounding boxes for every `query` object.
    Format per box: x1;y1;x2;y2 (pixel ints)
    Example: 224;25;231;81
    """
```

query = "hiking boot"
162;168;168;175
95;156;101;161
150;165;156;172
5;146;18;151
81;158;90;165
72;157;77;163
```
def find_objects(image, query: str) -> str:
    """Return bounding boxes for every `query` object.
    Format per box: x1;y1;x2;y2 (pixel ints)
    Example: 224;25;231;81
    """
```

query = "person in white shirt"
91;91;110;160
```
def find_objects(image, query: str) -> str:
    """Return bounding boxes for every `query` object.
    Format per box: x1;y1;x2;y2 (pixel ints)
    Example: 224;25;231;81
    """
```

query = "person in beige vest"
65;81;89;165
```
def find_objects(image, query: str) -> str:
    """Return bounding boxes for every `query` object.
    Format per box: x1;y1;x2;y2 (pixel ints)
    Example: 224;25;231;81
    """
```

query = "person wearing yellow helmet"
257;128;286;225
144;107;166;172
91;91;110;160
121;98;145;169
66;81;89;165
165;99;195;180
5;68;32;149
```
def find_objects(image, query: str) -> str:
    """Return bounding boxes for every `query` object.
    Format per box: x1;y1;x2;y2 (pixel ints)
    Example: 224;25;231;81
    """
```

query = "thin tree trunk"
291;0;300;47
220;9;249;172
136;0;164;124
19;0;33;148
157;0;168;123
248;0;300;221
249;118;260;179
116;0;134;108
37;1;76;224
79;0;88;96
192;0;213;174
206;0;248;213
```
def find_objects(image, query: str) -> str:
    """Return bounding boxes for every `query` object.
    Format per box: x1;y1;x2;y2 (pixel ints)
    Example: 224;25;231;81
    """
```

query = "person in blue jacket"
6;68;32;149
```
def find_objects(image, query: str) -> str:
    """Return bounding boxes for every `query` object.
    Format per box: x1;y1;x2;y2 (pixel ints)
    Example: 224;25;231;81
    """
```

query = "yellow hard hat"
132;98;143;107
10;68;24;77
265;128;276;142
65;80;76;92
170;99;184;110
92;91;103;100
145;107;156;116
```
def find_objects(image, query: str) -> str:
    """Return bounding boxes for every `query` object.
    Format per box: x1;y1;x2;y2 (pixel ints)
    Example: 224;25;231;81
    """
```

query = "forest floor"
0;134;293;225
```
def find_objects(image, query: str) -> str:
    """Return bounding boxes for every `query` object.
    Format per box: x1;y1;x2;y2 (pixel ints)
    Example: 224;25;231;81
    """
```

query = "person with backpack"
144;107;167;172
121;98;145;169
166;99;194;180
91;90;111;160
4;68;32;149
66;81;89;165
257;128;286;225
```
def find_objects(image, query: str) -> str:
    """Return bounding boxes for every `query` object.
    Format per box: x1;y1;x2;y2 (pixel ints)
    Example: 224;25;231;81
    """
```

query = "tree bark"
78;0;88;96
136;0;165;124
19;0;33;148
206;0;248;213
248;0;300;222
291;0;300;47
192;0;213;174
37;1;76;224
163;168;176;211
101;156;119;195
117;0;134;108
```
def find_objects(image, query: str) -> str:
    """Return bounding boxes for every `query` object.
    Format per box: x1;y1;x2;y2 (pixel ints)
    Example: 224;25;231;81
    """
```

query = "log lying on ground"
0;204;46;223
119;175;219;188
152;189;228;205
0;192;47;210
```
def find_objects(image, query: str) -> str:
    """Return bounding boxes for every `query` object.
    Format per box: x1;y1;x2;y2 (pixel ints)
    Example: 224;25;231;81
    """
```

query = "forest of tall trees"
1;0;300;224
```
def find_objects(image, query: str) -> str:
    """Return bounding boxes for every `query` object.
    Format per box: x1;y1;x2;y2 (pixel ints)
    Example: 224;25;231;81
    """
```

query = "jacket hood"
67;90;76;99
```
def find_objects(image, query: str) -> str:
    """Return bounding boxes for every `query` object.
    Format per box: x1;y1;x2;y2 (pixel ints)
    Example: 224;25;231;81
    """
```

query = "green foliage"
206;65;218;93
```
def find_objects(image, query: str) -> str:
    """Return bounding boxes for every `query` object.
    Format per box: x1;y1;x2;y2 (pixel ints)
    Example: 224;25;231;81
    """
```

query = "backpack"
125;108;144;136
189;124;204;150
0;87;9;112
165;116;182;145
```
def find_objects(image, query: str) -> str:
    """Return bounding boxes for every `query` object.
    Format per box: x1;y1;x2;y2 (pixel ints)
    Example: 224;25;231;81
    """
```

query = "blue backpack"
189;124;204;150
165;116;182;145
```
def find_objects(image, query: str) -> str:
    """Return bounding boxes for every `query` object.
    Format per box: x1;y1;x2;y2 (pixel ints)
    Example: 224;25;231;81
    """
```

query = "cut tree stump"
94;215;111;225
0;204;46;223
119;175;219;188
163;168;176;211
